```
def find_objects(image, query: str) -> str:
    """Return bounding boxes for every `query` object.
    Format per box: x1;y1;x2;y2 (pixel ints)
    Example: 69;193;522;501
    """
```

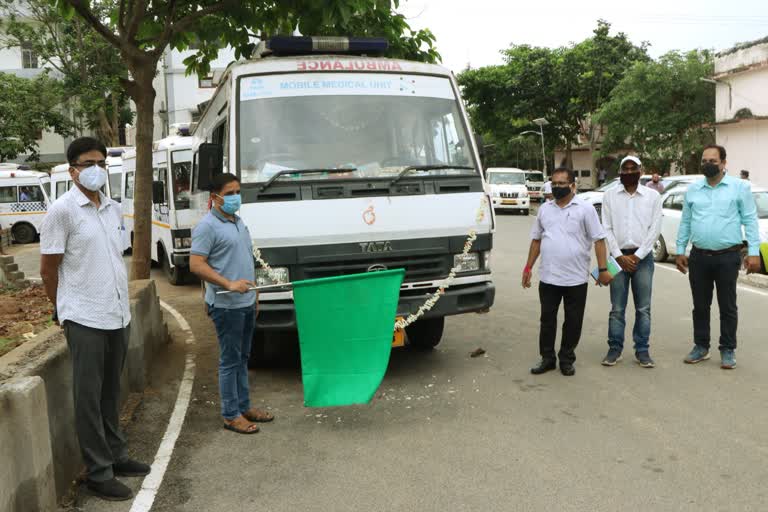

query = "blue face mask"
216;193;241;215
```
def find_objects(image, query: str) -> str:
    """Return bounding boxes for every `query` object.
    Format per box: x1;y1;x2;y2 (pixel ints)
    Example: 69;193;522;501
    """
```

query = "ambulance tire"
162;251;186;285
12;222;36;244
406;316;445;351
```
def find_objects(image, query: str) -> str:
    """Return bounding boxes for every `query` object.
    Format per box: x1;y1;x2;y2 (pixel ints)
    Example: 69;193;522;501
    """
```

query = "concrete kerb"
0;279;170;509
739;271;768;289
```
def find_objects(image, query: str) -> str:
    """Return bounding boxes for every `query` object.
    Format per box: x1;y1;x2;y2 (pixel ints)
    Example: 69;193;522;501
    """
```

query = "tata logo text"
359;241;393;253
367;264;388;272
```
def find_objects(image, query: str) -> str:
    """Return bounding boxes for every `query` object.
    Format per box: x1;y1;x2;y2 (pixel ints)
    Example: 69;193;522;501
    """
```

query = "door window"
125;172;135;199
0;186;17;203
56;181;66;199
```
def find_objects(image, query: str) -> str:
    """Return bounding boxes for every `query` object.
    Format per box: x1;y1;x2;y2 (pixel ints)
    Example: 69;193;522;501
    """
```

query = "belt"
692;245;743;256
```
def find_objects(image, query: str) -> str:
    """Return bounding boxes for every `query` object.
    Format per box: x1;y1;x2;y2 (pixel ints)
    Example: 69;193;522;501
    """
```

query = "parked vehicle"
653;183;768;262
524;170;545;201
188;36;495;358
487;168;530;214
0;167;51;243
121;135;193;285
578;174;703;219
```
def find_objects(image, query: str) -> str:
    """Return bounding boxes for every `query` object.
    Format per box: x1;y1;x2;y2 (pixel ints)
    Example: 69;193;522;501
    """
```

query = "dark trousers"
64;321;130;482
688;249;741;350
538;282;588;365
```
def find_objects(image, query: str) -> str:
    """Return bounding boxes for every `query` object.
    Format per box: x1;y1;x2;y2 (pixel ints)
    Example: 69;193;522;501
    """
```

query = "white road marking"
654;263;768;297
129;300;196;512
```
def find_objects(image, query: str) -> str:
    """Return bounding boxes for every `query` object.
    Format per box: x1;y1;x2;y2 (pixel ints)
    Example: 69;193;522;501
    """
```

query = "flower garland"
253;194;490;331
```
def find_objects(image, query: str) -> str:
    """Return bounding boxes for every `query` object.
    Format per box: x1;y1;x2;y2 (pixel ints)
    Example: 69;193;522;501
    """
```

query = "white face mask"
76;165;107;191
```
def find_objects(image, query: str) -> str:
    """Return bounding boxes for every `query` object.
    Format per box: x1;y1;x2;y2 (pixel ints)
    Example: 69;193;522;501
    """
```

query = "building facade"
126;47;237;144
714;37;768;187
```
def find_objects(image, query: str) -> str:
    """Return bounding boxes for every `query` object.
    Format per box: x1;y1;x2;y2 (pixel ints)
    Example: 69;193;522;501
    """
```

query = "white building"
126;47;238;143
714;37;768;187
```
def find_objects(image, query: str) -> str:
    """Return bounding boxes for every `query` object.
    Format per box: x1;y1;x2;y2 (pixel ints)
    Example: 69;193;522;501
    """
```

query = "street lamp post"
520;116;549;175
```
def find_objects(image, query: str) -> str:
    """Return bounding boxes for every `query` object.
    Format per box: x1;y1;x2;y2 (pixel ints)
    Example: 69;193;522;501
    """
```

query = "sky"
400;0;768;72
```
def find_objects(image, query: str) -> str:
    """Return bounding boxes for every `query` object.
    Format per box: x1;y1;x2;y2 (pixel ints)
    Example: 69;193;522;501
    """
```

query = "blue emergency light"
267;36;388;56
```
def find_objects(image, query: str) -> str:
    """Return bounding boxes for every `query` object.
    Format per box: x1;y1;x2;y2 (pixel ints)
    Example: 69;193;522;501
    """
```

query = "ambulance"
189;36;496;355
0;165;51;243
121;134;194;285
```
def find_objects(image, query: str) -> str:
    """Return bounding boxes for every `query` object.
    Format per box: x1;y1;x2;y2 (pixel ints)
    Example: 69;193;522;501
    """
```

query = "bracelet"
598;267;608;272
523;265;532;274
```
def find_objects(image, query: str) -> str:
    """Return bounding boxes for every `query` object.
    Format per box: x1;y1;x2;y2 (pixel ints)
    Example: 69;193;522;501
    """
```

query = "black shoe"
530;359;557;375
560;364;575;376
114;459;151;477
86;478;133;501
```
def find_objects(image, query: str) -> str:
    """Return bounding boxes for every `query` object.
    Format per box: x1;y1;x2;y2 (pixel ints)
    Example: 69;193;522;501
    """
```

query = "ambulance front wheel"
11;222;36;244
406;316;445;351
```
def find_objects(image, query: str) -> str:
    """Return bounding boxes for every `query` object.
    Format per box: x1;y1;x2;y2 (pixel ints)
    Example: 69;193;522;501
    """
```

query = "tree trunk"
588;122;598;189
564;139;574;169
128;69;157;281
110;94;120;146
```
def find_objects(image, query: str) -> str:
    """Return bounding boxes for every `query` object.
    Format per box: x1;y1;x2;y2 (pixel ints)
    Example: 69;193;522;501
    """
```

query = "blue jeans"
608;253;654;352
207;305;255;420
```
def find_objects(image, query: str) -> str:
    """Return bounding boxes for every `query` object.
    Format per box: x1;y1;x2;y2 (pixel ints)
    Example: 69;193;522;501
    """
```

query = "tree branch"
124;0;150;42
66;0;122;50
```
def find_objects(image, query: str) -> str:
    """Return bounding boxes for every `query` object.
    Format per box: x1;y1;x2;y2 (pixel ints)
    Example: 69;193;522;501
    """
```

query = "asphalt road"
39;211;768;512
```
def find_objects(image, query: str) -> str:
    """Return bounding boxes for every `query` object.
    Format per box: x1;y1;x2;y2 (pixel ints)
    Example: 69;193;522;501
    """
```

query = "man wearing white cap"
600;156;663;368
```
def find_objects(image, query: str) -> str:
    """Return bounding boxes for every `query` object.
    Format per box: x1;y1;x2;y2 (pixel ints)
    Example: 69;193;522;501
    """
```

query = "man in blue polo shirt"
190;174;275;434
676;145;761;370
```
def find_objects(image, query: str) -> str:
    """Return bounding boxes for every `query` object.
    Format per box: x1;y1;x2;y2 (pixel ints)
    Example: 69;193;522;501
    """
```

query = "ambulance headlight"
255;267;289;287
453;253;480;273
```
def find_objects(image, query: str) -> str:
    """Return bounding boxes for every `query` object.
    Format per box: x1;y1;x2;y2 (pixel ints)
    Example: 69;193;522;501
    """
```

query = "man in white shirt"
40;137;149;501
600;156;662;368
523;167;612;376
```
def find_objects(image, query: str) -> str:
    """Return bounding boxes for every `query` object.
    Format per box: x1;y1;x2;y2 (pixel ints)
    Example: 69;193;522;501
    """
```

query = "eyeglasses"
72;160;107;169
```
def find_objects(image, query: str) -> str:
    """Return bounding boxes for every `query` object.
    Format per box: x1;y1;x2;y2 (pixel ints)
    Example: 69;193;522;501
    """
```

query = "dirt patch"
0;284;53;357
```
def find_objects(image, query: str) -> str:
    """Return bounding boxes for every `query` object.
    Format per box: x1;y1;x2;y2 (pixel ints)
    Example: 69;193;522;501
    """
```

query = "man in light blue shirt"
675;144;761;370
191;173;275;434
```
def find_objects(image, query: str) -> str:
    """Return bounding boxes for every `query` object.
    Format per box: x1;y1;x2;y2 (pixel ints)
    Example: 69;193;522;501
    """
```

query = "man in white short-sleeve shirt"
39;137;149;502
522;167;612;376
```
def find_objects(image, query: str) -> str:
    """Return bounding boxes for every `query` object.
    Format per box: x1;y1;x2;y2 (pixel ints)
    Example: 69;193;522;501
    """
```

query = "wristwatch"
598;268;608;272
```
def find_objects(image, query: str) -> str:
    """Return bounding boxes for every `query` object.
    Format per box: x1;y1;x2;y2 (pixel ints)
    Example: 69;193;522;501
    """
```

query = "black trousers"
688;248;741;350
64;320;130;482
538;282;588;365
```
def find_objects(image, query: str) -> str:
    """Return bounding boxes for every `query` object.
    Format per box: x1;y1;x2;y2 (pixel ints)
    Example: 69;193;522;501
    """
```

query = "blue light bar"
267;36;388;56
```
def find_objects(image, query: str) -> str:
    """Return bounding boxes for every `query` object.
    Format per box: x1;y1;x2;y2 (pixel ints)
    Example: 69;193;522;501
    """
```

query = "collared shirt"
530;195;606;286
191;208;256;309
676;175;761;256
40;187;131;330
602;184;662;260
645;181;665;193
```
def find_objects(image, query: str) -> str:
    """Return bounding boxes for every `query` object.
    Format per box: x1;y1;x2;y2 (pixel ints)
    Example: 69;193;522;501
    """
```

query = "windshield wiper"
259;168;357;192
389;165;474;187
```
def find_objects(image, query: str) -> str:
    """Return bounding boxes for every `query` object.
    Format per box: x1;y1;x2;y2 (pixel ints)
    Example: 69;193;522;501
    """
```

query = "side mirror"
196;143;224;191
152;181;165;204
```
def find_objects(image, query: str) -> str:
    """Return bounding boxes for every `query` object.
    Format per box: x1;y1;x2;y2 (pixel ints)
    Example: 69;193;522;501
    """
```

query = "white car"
486;167;530;215
653;183;768;261
579;174;703;219
524;170;545;201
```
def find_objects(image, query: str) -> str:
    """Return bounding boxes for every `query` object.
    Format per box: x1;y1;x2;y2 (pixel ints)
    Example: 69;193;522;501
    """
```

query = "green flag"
292;269;405;408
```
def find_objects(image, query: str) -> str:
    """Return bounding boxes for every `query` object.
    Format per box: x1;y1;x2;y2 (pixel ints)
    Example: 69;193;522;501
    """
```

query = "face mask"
702;163;720;178
76;165;107;192
216;193;241;215
552;186;571;200
620;172;641;187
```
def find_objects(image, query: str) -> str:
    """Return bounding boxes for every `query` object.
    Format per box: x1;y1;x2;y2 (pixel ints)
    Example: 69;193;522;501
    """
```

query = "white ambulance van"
0;165;51;243
189;37;496;354
122;135;194;284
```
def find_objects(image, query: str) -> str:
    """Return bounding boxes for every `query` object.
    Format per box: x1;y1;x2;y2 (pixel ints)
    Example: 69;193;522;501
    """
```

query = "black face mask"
702;163;721;178
620;172;641;187
552;186;571;200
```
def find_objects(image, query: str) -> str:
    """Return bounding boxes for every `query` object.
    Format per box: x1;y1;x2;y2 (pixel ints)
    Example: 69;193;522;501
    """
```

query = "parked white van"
487;168;530;215
524;170;545;201
0;167;51;243
189;36;495;356
122;135;194;284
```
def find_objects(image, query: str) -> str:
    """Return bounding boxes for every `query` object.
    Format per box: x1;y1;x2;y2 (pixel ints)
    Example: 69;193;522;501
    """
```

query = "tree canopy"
595;50;715;173
0;71;72;162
